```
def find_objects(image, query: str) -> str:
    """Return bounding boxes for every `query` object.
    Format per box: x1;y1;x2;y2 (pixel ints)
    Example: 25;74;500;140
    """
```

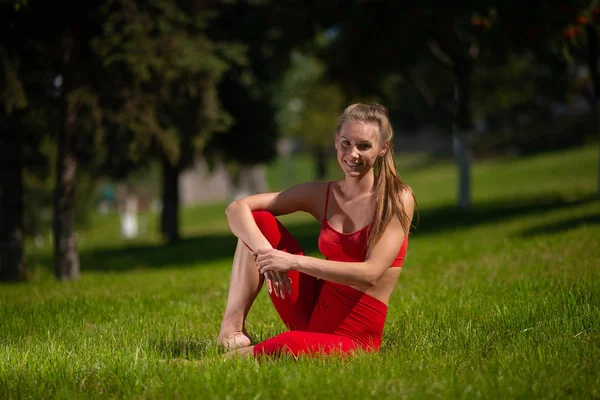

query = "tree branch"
427;39;454;69
403;70;435;107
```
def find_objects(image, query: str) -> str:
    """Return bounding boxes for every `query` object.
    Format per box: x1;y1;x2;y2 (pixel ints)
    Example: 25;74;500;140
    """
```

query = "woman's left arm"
255;190;415;287
254;217;405;287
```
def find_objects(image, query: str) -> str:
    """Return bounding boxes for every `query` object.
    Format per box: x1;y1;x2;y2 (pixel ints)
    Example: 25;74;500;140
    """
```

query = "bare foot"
217;330;252;350
224;345;255;359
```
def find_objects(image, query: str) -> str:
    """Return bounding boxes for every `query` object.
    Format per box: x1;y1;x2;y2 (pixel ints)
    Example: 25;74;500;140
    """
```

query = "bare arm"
255;189;416;286
225;182;324;251
297;217;406;286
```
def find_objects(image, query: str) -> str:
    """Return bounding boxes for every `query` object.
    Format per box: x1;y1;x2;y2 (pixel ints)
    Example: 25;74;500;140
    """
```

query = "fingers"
272;272;286;299
263;272;280;297
251;248;271;258
273;272;289;298
253;249;292;298
264;272;273;294
281;273;292;296
263;272;291;298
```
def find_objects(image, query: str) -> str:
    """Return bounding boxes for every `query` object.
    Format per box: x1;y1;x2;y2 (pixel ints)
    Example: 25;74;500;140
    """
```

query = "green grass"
2;145;600;399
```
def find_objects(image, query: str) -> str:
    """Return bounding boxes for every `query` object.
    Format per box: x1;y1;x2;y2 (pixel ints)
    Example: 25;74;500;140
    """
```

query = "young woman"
217;102;416;358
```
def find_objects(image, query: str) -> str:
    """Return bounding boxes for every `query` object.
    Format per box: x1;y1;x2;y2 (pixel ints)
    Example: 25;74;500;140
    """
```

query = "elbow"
361;272;379;287
225;200;246;232
225;199;243;220
362;276;378;288
361;264;385;287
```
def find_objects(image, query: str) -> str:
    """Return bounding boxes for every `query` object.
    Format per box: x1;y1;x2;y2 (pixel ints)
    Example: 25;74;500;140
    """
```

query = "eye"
341;140;351;146
358;143;372;151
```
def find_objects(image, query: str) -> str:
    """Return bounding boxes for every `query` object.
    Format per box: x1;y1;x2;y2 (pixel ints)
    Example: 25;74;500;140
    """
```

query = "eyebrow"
340;136;373;145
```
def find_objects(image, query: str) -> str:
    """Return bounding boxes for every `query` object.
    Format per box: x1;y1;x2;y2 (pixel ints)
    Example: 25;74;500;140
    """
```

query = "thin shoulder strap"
322;182;331;222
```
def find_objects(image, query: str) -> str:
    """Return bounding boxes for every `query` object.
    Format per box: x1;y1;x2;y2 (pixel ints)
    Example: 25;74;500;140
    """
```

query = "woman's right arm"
225;182;324;251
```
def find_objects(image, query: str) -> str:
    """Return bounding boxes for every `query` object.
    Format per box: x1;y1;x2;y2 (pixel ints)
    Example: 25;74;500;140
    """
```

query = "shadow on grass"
518;214;600;237
74;221;323;272
413;193;597;236
32;193;595;274
150;336;214;359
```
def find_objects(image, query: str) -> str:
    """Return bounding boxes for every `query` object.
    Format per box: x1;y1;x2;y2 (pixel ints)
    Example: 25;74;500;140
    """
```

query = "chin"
343;169;364;177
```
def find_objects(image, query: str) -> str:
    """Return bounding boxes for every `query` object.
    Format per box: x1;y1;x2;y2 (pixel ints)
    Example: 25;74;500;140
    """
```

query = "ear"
379;142;389;157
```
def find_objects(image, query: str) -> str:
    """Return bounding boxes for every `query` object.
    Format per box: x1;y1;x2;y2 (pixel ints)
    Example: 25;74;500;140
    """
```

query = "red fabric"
318;182;408;267
250;210;388;359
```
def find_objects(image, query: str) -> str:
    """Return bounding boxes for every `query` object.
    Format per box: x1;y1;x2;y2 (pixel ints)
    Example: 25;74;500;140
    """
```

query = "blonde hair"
335;102;417;254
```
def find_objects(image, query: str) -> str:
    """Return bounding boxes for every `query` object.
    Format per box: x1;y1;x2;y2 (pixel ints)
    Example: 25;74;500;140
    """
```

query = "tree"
204;0;339;192
587;23;600;196
0;2;45;281
2;0;235;282
276;51;345;180
566;5;600;196
323;1;589;208
0;73;27;280
92;0;235;242
1;0;99;281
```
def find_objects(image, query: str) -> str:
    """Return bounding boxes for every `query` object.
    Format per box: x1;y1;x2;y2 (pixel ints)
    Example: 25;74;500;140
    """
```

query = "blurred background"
1;0;598;281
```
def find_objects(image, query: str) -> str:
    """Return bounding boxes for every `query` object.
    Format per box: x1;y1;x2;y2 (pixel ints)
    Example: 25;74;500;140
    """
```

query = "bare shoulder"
399;186;416;209
273;181;329;218
397;185;416;228
282;181;328;199
229;181;328;219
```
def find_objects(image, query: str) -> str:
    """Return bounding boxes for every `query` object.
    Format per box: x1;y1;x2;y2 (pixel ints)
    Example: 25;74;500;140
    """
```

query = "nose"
350;146;360;159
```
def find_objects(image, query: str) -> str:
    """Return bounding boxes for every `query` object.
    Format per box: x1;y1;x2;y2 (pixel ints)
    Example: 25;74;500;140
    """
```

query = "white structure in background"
229;165;269;202
119;194;138;239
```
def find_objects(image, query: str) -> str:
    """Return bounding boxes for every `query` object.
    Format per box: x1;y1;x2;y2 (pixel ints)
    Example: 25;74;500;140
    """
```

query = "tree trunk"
0;113;27;282
453;61;474;209
161;158;181;243
313;146;328;180
53;114;80;279
586;24;600;197
53;30;80;280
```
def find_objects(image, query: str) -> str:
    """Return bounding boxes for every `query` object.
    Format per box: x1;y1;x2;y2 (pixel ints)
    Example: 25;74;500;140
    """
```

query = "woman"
217;102;416;358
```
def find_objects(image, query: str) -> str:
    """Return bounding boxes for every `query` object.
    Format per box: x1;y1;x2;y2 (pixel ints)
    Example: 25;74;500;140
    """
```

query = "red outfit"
250;183;409;358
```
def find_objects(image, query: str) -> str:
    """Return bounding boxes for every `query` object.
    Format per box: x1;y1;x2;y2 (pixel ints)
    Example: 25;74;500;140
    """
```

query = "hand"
253;248;297;298
253;248;299;274
263;271;292;299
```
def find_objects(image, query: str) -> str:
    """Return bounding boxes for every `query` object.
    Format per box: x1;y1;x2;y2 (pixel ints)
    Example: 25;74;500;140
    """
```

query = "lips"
344;160;362;167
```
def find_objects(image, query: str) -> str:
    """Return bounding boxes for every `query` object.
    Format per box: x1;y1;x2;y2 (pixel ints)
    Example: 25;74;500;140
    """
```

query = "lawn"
1;145;599;399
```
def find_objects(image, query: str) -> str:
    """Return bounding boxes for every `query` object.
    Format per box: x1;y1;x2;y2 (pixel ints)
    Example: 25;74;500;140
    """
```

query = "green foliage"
92;0;237;173
0;53;27;114
276;51;345;148
323;1;592;130
203;0;338;169
23;136;100;235
472;53;538;119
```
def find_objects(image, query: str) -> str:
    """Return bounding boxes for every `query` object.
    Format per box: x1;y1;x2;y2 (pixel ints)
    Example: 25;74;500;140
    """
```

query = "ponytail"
366;142;414;255
335;102;417;255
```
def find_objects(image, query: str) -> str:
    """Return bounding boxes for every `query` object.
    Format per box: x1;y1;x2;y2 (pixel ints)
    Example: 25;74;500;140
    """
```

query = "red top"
318;182;408;267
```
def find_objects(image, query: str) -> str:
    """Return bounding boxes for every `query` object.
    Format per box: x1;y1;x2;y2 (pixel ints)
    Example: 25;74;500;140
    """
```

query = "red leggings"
249;211;388;358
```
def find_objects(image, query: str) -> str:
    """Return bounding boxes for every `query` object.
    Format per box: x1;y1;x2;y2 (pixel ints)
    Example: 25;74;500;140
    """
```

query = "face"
335;122;387;177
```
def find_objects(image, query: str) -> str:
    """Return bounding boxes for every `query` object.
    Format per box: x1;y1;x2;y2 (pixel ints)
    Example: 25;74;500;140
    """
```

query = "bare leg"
217;239;263;349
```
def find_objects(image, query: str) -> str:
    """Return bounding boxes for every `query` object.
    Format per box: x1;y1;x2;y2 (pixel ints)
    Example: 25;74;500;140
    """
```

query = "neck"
341;172;375;199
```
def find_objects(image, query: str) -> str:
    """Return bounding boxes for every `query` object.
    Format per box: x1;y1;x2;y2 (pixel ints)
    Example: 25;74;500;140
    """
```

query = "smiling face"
335;121;388;178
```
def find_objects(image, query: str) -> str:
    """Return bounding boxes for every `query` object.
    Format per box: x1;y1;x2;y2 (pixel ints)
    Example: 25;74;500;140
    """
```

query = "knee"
251;210;276;229
251;211;280;245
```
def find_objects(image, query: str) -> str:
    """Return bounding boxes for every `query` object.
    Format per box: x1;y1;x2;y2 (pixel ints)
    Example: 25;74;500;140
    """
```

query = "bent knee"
252;210;276;229
251;211;281;247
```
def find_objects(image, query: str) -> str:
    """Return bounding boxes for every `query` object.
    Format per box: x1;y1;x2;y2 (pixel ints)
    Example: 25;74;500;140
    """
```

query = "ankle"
219;316;245;336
